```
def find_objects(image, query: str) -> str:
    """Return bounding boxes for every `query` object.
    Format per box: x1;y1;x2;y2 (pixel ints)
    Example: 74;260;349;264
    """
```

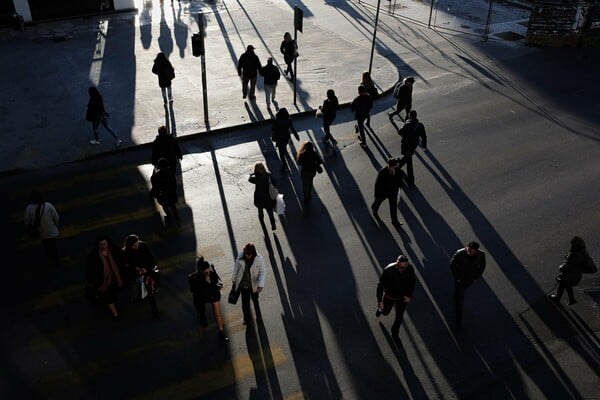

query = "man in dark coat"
388;76;414;122
450;241;486;330
151;158;180;226
151;125;182;174
371;158;403;226
376;255;416;341
237;45;262;100
397;110;427;187
260;57;280;108
350;85;373;148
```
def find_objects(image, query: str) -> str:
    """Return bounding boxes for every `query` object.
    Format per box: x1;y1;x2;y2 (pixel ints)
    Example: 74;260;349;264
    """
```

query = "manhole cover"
494;31;525;41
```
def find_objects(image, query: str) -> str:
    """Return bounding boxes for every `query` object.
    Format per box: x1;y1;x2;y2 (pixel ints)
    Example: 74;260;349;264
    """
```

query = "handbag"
268;176;279;200
228;285;241;304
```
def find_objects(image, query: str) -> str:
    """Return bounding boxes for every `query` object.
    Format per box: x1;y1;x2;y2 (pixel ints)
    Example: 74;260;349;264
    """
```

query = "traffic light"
192;33;204;57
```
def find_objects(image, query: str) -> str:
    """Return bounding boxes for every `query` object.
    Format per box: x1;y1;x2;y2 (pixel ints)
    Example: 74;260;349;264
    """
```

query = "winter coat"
374;165;402;198
450;248;486;285
24;202;60;239
351;93;373;120
249;173;275;210
272;118;293;148
398;118;427;155
280;39;297;64
377;262;416;301
86;243;125;304
237;50;261;79
189;266;223;304
86;94;106;122
151;167;178;206
321;96;338;124
152;58;175;88
557;248;588;287
151;133;182;168
123;242;155;282
297;149;323;178
232;253;267;293
261;64;281;85
395;83;412;110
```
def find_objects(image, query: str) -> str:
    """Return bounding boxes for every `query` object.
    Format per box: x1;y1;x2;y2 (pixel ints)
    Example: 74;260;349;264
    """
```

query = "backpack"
393;81;403;99
580;256;598;274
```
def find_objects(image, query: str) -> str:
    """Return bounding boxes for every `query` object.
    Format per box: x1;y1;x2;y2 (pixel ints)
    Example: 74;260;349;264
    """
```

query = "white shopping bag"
140;276;148;300
275;194;286;215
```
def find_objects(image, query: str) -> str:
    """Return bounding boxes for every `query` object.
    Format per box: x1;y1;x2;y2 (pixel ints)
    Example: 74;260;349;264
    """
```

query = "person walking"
388;76;414;122
360;72;378;126
24;190;60;268
151;158;180;226
122;234;160;318
549;236;595;306
296;141;323;210
231;243;267;326
450;241;486;330
261;57;280;108
152;52;176;105
249;162;277;230
397;110;427;187
319;89;339;151
86;235;125;319
237;45;262;100
280;32;297;81
151;125;182;174
371;158;403;227
376;255;416;342
189;256;229;342
271;107;295;172
86;87;122;146
350;85;373;148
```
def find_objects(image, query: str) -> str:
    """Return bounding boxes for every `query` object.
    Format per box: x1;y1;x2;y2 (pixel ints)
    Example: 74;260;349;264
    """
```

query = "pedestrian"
189;256;229;342
396;110;427;187
86;235;125;319
388;76;414;122
24;190;60;268
151;158;180;226
271;107;294;172
237;45;262;100
151;125;182;173
319;89;339;151
249;162;277;230
350;85;373;148
549;236;595;306
260;57;280;108
231;243;267;326
376;255;416;342
152;52;176;105
122;234;160;318
371;158;403;227
296;141;323;209
360;71;378;126
450;241;486;330
280;32;298;81
86;86;122;147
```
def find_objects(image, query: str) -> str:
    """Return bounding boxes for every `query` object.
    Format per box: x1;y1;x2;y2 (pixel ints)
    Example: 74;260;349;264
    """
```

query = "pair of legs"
454;282;473;330
240;287;260;324
277;144;289;171
551;281;576;305
301;171;315;207
159;201;180;225
371;193;399;224
397;153;415;186
42;237;60;268
264;84;277;106
322;118;337;147
284;62;294;79
160;85;173;104
91;118;120;143
258;206;276;229
380;296;407;338
195;299;226;334
355;116;367;145
389;102;410;121
242;76;257;99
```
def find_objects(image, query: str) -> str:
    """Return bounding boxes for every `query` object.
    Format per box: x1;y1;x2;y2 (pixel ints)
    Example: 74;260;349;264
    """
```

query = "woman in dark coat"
272;107;294;172
86;235;125;318
152;52;175;104
151;125;182;172
86;86;121;146
296;141;323;209
123;234;159;318
189;257;229;341
319;89;339;150
280;32;297;81
151;158;180;226
249;162;277;230
549;236;589;305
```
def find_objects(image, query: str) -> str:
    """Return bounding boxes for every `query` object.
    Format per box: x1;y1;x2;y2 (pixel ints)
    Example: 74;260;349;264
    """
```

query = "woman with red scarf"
86;235;125;319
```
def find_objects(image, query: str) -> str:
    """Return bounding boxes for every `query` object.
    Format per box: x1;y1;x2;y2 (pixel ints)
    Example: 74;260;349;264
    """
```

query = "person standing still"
151;125;182;174
376;255;416;342
388;76;414;122
280;32;298;81
397;110;427;187
450;241;486;330
261;57;280;108
319;89;339;151
232;243;267;326
351;85;373;148
86;87;122;146
272;107;295;172
371;158;403;227
24;190;60;268
237;45;262;100
152;52;176;105
296;141;323;210
249;162;277;230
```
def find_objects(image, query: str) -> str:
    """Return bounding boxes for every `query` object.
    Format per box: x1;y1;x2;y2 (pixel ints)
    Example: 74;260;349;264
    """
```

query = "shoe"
243;93;247;99
548;294;560;303
392;220;403;226
375;308;382;317
116;139;122;147
354;124;359;133
388;113;394;121
90;139;100;145
568;299;577;305
218;330;230;342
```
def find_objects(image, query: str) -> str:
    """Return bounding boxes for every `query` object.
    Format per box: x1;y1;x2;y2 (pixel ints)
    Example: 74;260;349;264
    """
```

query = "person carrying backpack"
389;76;414;122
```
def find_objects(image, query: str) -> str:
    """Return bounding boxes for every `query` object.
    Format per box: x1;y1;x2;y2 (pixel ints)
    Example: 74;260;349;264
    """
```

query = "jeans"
454;281;472;329
264;84;277;105
397;153;414;186
381;296;407;337
323;117;336;145
242;77;257;98
356;116;367;144
240;287;260;323
160;86;173;104
277;144;289;171
91;117;118;141
371;192;399;222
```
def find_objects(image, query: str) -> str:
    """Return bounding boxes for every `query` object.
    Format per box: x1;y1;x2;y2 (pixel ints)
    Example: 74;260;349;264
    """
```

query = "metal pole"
368;0;381;76
428;0;435;28
199;13;209;125
293;29;298;106
484;0;494;42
